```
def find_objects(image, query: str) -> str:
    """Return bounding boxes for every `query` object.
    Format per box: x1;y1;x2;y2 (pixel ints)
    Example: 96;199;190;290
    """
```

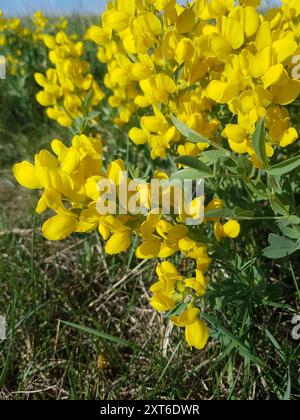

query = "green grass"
0;170;299;399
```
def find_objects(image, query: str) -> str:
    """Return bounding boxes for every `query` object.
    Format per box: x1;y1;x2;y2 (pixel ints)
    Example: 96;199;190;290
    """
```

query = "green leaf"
278;225;299;240
237;155;253;176
283;368;291;401
83;90;94;114
252;118;268;168
170;168;213;182
61;320;135;347
235;208;255;218
164;302;188;319
86;110;101;121
263;234;299;259
268;155;300;176
204;208;235;219
202;314;264;367
175;155;213;175
200;150;230;163
269;194;289;216
170;115;211;144
267;174;282;194
265;329;286;362
279;215;300;227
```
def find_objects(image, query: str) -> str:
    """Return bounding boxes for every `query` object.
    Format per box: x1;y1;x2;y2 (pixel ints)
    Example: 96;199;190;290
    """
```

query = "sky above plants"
0;0;282;16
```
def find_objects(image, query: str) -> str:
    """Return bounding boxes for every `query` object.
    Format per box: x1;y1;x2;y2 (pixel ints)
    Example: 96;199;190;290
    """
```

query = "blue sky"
0;0;282;16
0;0;107;16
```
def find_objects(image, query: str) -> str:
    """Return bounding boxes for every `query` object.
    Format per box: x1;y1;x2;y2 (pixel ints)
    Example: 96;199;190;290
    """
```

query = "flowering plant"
10;0;300;352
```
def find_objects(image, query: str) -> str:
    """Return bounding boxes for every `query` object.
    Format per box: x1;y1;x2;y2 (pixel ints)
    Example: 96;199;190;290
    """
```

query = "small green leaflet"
204;208;235;219
268;155;300;176
252;118;268;168
83;90;94;114
202;313;264;367
164;302;188;319
170;168;213;182
170;114;211;144
204;207;254;219
263;234;299;259
200;150;230;164
175;155;213;175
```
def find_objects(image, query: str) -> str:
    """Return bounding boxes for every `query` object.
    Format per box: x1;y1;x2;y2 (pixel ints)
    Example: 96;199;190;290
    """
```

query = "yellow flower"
214;220;241;241
97;353;107;370
42;215;78;241
105;231;132;255
171;307;209;350
185;270;208;297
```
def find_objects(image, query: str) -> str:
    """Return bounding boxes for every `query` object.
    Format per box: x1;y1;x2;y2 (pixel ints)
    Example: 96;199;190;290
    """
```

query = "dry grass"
0;173;299;400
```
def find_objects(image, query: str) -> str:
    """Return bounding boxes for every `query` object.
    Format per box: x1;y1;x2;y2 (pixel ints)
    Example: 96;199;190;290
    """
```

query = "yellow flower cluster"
12;0;300;352
0;10;69;76
0;10;26;75
88;0;300;165
0;10;22;43
13;133;240;350
150;262;209;350
35;31;105;127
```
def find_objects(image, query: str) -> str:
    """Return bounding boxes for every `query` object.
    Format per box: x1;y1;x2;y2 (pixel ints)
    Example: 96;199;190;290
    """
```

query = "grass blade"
61;320;135;348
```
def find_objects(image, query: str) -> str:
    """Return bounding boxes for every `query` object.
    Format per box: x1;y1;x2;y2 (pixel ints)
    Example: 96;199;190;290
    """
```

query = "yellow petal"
136;239;161;259
36;91;55;107
223;220;241;238
228;139;248;154
130;62;153;80
178;307;200;326
214;221;224;241
102;10;130;32
106;160;126;186
87;25;108;45
36;189;65;214
35;150;59;169
255;21;272;52
210;34;231;60
42;215;78;241
223;17;244;50
157;261;178;277
60;148;81;174
262;64;289;89
279;127;298;148
175;38;194;64
185;319;209;350
176;8;195;34
51;139;67;157
150;293;175;312
250;47;271;79
129;128;148;145
133;12;161;36
206;80;238;103
105;231;131;255
34;73;47;87
185;277;206;297
13;162;42;189
271;80;300;105
222;124;247;143
273;37;297;64
244;6;260;38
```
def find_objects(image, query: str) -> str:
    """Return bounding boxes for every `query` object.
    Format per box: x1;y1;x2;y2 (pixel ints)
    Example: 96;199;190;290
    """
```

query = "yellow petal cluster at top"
35;31;105;127
87;0;300;166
